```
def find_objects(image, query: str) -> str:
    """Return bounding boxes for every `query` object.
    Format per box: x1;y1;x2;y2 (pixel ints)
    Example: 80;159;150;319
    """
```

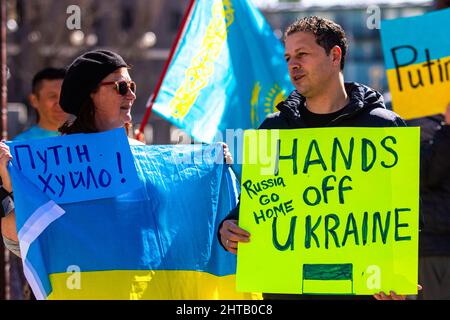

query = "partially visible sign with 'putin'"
381;8;450;119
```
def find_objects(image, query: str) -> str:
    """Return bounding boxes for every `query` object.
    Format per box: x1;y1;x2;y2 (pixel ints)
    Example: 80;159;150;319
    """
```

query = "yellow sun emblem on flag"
251;82;286;127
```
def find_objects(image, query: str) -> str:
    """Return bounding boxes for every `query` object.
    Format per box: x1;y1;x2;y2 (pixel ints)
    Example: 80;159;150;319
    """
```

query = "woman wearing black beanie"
59;49;139;138
0;49;143;258
0;49;232;259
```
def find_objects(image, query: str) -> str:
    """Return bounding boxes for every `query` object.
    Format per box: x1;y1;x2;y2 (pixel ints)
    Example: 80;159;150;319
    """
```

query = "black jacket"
259;82;405;129
220;82;407;300
406;115;450;256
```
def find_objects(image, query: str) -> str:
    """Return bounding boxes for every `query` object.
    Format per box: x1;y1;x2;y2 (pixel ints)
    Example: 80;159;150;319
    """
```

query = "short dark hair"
32;67;66;95
285;16;348;70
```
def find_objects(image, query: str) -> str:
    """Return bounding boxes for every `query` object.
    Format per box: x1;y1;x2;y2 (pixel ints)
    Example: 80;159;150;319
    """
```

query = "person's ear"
29;93;39;110
330;45;342;68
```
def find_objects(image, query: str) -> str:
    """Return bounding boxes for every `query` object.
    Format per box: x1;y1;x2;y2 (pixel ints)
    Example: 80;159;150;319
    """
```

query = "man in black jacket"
219;16;407;300
402;0;450;300
406;107;450;300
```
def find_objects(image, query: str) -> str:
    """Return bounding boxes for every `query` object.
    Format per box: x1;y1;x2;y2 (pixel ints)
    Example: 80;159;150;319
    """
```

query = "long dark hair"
59;97;131;135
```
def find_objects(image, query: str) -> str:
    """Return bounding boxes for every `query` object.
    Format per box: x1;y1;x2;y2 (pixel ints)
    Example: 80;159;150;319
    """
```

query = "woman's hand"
221;143;233;165
0;141;13;192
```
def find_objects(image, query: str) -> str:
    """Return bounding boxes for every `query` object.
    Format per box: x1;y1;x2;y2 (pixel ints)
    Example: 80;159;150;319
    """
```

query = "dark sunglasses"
99;80;136;96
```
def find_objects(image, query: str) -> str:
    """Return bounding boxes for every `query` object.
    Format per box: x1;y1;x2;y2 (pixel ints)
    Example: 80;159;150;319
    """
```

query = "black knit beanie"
59;50;128;116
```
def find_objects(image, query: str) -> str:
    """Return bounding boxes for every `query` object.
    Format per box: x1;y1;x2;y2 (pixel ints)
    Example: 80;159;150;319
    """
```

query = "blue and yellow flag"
9;131;258;300
380;8;450;119
152;0;293;143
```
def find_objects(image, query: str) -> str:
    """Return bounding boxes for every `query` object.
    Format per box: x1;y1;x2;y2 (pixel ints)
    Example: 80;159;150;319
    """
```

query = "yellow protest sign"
236;127;420;295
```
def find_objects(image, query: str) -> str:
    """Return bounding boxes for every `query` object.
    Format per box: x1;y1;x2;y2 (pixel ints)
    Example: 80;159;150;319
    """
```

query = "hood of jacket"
276;82;386;125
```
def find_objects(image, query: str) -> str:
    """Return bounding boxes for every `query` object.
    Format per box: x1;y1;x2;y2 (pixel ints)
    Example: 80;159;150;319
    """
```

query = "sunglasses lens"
117;81;136;95
117;81;128;95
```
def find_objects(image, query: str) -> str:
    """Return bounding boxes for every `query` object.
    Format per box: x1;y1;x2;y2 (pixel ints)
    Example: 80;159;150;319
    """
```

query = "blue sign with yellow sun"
152;0;293;143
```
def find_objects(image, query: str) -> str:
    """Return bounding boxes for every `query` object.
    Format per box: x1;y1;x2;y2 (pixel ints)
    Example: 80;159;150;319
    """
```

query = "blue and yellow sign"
381;8;450;119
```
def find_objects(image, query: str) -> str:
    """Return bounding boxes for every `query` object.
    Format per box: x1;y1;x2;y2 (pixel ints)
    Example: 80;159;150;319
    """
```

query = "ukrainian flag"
380;8;450;119
152;0;293;143
10;143;259;300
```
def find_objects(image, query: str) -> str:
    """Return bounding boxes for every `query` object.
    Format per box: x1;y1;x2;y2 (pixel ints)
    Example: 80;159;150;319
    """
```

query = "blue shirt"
13;125;60;141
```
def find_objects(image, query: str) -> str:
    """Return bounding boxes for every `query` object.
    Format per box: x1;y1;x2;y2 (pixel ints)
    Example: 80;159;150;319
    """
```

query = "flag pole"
0;0;9;300
135;0;196;141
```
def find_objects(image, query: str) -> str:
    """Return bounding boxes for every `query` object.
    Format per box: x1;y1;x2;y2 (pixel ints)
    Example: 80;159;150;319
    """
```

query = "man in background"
407;105;450;300
402;0;450;300
14;67;68;141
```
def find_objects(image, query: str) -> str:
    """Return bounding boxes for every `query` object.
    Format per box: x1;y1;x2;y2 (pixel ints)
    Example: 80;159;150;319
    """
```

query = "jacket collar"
276;82;385;125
